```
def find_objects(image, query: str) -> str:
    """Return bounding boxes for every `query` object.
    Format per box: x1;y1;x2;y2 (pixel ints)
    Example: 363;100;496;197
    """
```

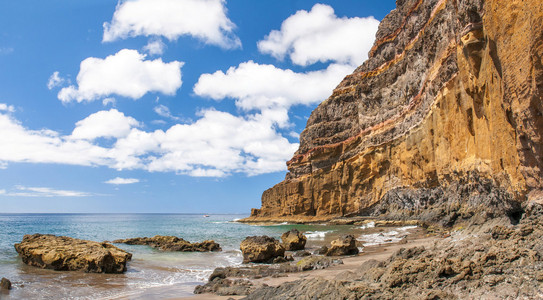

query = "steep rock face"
246;0;543;223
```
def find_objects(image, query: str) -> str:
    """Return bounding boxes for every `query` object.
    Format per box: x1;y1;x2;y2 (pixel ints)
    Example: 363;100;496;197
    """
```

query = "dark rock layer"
113;235;221;252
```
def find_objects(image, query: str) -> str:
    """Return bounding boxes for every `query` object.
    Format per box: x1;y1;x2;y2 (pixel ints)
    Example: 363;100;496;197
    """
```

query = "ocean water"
0;214;373;300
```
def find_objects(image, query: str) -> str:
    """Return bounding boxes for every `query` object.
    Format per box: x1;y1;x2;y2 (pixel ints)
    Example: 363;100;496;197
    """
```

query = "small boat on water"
203;215;210;218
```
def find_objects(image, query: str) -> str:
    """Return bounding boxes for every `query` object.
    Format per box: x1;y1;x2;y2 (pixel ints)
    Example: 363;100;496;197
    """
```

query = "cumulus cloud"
0;103;15;113
103;0;241;49
71;109;141;140
194;60;353;114
105;177;140;185
143;38;166;55
2;186;93;197
47;71;66;90
0;109;297;177
258;4;379;66
58;49;183;103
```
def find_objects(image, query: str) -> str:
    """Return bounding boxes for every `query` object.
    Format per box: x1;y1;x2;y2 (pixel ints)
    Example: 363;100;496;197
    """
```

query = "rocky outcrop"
244;0;543;225
325;235;360;256
281;229;307;250
0;278;11;290
14;234;132;273
296;256;343;271
113;235;221;252
240;236;285;263
243;202;543;299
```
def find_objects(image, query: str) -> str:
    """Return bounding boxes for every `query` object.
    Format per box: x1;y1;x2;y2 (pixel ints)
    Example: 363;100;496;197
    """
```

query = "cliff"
244;0;543;224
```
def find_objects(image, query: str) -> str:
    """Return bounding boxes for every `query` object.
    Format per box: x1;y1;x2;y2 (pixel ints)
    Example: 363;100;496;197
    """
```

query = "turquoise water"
0;214;355;299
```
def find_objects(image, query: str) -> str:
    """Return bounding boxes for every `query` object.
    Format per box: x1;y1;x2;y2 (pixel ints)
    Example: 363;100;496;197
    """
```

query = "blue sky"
0;0;395;213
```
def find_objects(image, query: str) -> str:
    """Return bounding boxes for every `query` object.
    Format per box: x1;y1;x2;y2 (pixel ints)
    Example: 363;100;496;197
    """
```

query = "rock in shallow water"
0;278;11;290
14;234;132;273
281;229;307;251
240;236;285;263
326;235;359;256
113;235;221;252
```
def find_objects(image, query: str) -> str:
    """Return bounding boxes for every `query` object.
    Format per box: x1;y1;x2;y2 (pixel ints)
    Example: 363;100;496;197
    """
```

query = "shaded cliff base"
242;172;527;230
191;200;543;300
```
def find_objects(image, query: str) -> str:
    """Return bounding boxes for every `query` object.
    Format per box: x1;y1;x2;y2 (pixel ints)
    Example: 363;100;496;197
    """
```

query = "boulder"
296;256;343;271
14;234;132;273
326;235;359;256
0;278;11;290
240;236;285;263
281;229;307;250
314;246;328;255
113;235;221;252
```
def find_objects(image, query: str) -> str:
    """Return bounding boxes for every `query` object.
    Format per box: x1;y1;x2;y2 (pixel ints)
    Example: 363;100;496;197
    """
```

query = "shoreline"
177;227;436;300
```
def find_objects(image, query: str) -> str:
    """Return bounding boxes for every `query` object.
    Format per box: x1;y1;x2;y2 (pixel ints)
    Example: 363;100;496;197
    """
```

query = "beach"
0;214;426;299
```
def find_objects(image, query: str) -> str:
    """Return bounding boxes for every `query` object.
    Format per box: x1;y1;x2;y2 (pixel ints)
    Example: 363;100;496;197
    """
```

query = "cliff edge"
243;0;543;224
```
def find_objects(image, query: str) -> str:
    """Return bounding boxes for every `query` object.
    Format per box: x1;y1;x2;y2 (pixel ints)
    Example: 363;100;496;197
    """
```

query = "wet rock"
314;246;328;255
296;256;343;271
240;236;285;263
0;278;11;290
326;235;359;256
294;250;311;257
280;229;307;250
113;235;221;252
14;234;131;273
194;277;254;296
272;256;287;264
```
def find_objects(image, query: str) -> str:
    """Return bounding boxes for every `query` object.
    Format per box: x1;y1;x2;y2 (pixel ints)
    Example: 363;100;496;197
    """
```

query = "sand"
180;231;439;300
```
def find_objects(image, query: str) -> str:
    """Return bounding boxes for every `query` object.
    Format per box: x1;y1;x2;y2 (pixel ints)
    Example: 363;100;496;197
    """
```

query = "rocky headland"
242;0;543;226
212;0;543;299
14;234;132;273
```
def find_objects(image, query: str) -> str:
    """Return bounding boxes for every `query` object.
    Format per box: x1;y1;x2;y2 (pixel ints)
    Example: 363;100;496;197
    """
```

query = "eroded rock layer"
245;0;543;223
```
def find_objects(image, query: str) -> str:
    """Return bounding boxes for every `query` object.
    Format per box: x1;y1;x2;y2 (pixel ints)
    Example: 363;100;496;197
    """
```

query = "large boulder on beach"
0;278;11;290
240;236;285;263
281;229;307;251
326;235;359;256
113;235;221;252
14;234;132;273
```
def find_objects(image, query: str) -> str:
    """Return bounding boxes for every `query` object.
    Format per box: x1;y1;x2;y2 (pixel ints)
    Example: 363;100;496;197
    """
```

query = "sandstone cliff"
245;0;543;224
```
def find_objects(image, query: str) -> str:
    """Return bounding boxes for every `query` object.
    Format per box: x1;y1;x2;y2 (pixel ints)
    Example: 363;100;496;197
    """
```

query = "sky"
0;0;395;213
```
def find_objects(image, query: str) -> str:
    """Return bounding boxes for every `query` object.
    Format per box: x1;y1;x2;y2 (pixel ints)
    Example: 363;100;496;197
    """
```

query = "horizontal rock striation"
244;0;543;224
14;234;132;273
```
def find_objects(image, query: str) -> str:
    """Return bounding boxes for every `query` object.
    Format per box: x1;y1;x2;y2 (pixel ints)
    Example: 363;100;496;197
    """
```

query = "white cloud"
194;60;353;114
0;103;15;113
2;186;93;197
103;0;241;49
102;97;116;106
154;104;180;121
0;108;297;177
105;177;140;185
143;38;166;55
71;109;141;140
258;4;379;66
47;71;66;90
58;49;183;103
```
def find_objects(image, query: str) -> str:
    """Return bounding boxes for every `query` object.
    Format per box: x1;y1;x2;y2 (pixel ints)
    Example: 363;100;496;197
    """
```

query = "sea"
0;214;417;299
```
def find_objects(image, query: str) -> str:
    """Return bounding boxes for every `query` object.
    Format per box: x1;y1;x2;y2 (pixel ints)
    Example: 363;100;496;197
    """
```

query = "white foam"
305;231;329;240
359;221;375;229
359;225;417;247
